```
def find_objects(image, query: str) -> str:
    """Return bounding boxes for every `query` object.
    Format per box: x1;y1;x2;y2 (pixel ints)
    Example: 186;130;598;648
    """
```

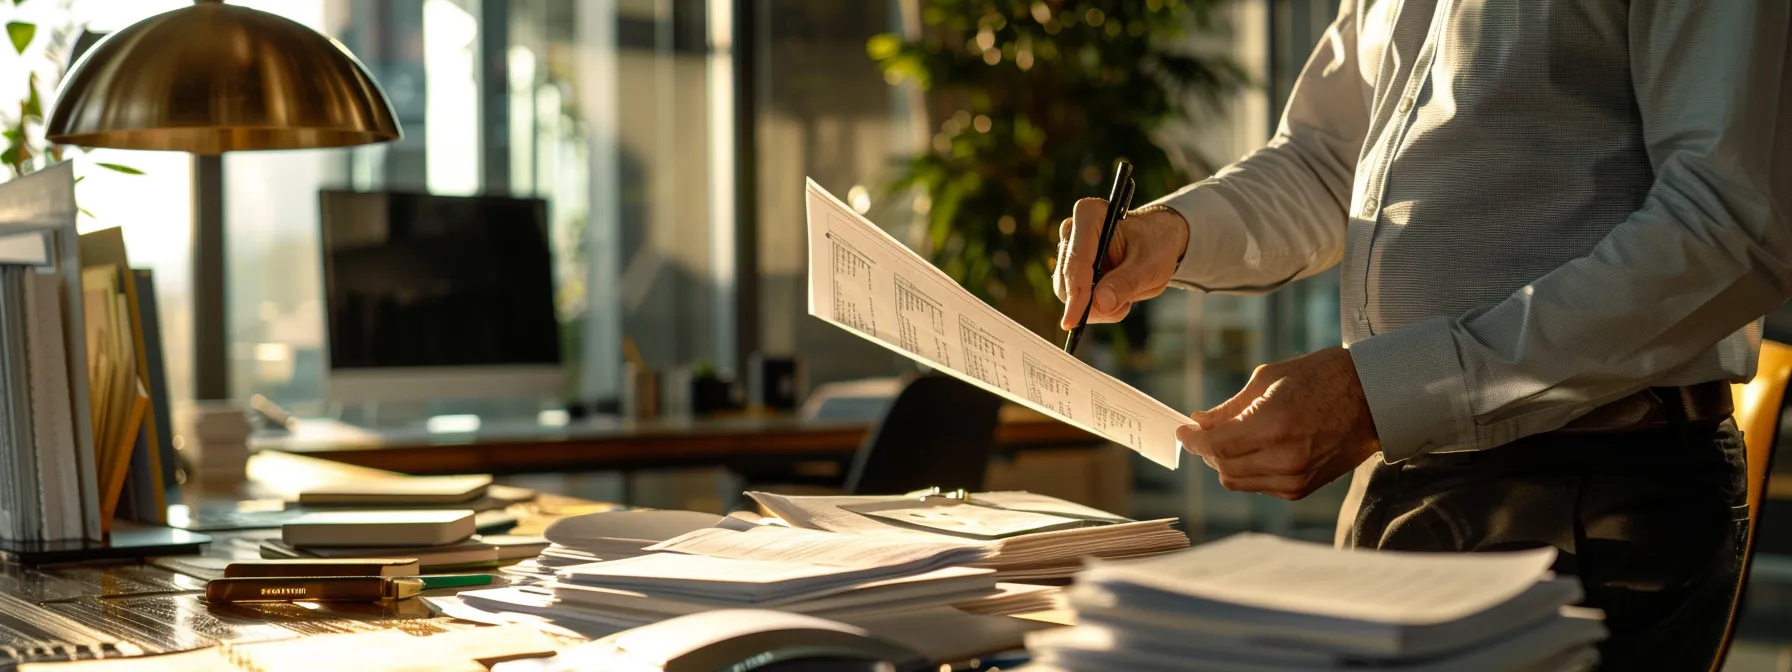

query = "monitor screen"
319;190;561;370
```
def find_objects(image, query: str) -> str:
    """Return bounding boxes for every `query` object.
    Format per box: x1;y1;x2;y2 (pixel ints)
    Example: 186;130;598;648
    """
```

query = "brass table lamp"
46;0;400;152
44;0;401;400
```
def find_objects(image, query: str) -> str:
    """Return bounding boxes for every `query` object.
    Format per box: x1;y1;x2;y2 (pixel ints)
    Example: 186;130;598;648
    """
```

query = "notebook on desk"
296;475;492;506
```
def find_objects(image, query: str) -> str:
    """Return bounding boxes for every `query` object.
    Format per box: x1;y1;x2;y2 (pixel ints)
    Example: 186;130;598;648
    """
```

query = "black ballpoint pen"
1064;161;1135;354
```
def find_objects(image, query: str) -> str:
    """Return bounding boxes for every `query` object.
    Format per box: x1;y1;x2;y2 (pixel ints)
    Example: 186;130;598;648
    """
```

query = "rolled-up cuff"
1347;316;1477;462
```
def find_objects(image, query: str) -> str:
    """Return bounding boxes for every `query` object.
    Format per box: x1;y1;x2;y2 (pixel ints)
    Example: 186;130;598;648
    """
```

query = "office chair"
1710;340;1792;672
842;374;1004;495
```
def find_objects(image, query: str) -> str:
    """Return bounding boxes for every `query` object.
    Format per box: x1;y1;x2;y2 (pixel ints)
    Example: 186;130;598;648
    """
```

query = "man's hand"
1054;199;1190;329
1178;347;1380;500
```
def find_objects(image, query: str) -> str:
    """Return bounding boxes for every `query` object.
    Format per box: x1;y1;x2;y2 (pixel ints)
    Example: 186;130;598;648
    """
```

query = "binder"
0;163;206;558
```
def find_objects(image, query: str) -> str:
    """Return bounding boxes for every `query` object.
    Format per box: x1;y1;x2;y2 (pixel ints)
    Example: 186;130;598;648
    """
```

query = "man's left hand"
1178;347;1380;500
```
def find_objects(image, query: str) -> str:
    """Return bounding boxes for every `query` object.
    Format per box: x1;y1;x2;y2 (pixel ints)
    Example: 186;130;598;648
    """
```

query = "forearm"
1156;132;1353;294
1155;3;1365;294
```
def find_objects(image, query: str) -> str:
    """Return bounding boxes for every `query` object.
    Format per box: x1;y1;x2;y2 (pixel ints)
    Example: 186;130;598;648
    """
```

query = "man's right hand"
1053;198;1191;329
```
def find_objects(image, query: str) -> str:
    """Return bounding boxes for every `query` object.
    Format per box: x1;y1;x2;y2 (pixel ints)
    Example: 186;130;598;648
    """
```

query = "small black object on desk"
0;521;209;565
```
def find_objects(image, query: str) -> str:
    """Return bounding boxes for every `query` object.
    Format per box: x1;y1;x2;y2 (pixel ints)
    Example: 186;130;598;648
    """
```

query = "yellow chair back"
1733;340;1792;515
1712;339;1792;671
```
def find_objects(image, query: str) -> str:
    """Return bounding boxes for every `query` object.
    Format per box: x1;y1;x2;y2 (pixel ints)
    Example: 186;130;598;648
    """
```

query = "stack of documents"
460;523;1004;630
1023;534;1605;671
181;404;252;484
748;490;1188;580
261;534;546;572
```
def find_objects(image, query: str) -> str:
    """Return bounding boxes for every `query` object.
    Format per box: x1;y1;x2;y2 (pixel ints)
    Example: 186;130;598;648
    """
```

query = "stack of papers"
261;534;547;571
1023;534;1605;671
748;491;1189;579
461;525;1002;630
181;404;252;484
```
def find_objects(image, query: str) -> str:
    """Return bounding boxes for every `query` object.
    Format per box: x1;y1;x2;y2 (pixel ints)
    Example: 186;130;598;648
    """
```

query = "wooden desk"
254;409;1104;476
0;486;1054;668
0;492;601;664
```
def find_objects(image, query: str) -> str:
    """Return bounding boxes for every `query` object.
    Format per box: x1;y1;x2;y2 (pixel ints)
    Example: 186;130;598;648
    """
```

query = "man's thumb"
1092;266;1153;317
1190;373;1270;428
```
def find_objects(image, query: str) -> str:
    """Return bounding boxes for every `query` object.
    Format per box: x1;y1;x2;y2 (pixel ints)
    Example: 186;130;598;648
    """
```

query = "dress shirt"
1152;0;1792;461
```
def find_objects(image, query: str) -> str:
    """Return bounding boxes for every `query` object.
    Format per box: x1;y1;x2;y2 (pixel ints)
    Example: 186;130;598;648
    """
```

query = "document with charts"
805;179;1189;468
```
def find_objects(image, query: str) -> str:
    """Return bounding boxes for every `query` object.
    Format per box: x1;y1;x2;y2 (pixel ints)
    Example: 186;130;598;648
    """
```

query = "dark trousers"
1346;420;1749;670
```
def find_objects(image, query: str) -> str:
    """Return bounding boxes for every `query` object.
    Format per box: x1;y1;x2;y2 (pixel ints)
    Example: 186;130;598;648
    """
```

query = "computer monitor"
319;190;563;404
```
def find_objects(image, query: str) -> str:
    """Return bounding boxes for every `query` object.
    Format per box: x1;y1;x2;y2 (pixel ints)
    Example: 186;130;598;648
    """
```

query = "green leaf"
866;33;902;61
1;129;19;144
6;22;34;55
77;206;95;219
11;0;24;6
73;175;84;184
22;74;40;121
95;162;144;175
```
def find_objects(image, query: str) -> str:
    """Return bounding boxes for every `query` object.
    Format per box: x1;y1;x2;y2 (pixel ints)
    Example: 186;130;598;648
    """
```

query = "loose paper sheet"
804;179;1189;468
646;525;987;567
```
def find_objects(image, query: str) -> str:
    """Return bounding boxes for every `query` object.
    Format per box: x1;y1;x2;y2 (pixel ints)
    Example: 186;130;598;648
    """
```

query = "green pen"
418;574;498;591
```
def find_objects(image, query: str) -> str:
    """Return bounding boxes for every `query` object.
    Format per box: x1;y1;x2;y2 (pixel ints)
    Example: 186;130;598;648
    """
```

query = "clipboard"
839;488;1131;540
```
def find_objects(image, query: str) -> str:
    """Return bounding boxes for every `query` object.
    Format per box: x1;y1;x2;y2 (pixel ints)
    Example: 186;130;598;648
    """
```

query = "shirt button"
1397;97;1414;113
1362;196;1379;215
1355;308;1367;323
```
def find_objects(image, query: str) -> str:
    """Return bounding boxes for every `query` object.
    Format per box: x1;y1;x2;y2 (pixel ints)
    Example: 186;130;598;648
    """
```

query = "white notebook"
24;268;80;540
281;509;476;548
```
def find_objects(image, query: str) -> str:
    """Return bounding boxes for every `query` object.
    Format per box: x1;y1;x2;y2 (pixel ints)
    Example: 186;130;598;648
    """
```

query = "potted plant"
0;1;141;182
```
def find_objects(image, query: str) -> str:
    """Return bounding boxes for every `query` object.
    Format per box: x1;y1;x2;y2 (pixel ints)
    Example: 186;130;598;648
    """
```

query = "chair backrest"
1711;339;1792;672
842;374;1003;496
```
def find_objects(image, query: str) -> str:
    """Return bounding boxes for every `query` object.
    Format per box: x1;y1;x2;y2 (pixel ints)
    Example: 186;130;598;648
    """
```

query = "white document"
804;179;1190;468
561;552;867;585
1082;533;1558;625
645;525;988;568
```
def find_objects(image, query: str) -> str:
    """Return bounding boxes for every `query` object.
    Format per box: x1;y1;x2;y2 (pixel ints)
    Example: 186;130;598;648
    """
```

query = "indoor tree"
869;0;1238;338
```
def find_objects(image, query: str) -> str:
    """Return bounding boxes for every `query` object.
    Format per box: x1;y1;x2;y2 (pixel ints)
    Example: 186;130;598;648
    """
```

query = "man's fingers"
1209;441;1308;479
1182;420;1310;499
1215;474;1308;500
1176;418;1262;461
1058;198;1110;330
1052;218;1074;302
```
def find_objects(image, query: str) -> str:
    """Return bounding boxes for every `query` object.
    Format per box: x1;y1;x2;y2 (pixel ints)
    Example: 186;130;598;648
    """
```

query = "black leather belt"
1555;381;1734;434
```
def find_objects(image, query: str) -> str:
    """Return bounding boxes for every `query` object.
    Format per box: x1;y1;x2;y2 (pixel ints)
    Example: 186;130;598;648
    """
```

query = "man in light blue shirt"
1056;0;1790;666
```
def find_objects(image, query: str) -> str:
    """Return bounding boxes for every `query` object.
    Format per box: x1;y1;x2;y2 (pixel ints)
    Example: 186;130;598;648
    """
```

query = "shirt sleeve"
1148;0;1369;294
1350;0;1792;461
